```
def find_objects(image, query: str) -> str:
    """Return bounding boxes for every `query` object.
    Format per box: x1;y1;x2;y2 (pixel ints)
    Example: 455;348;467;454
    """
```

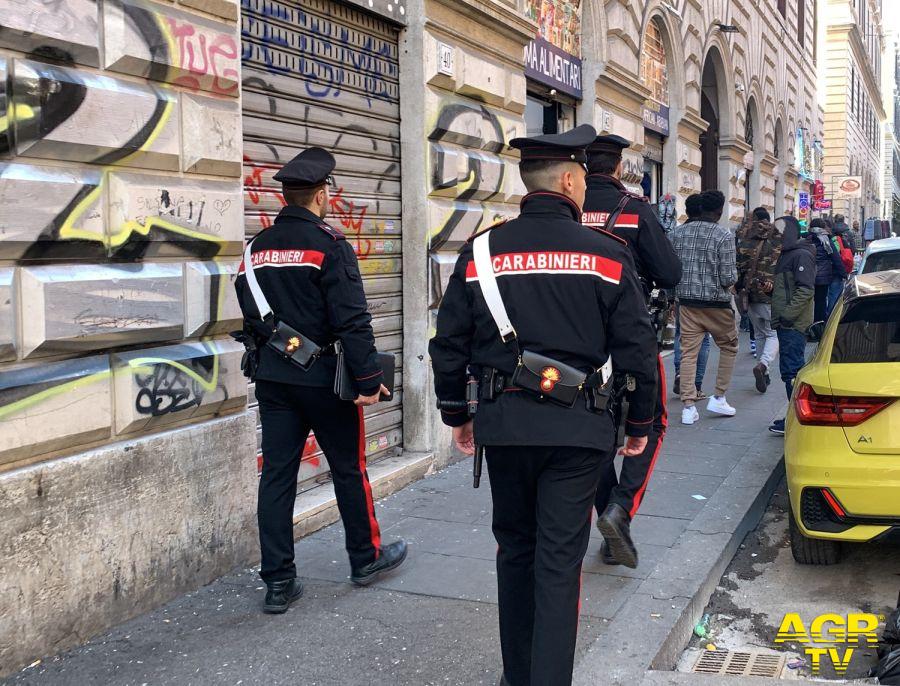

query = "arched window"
640;19;669;110
745;100;754;148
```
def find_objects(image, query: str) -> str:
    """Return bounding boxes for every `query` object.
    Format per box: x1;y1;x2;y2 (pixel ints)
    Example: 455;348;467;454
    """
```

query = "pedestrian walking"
234;147;406;614
429;125;659;686
670;190;739;425
768;216;816;435
850;219;864;251
582;134;681;569
834;214;861;252
672;194;711;397
809;218;847;324
736;207;782;393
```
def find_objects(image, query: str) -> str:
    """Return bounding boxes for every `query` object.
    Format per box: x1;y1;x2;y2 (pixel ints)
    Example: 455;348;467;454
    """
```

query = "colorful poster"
640;20;670;136
523;0;582;98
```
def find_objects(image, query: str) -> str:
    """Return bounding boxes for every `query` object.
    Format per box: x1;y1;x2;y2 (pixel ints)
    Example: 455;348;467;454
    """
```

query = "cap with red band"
510;124;597;164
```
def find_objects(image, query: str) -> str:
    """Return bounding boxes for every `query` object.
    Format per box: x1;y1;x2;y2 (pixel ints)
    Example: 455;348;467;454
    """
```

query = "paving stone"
635;472;725;519
630;515;690;548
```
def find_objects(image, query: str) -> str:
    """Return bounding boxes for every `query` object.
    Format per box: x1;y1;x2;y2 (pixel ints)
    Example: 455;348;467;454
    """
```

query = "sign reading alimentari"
523;0;582;99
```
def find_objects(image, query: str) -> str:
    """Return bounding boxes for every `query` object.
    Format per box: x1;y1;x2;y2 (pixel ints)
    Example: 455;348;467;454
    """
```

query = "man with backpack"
736;207;782;393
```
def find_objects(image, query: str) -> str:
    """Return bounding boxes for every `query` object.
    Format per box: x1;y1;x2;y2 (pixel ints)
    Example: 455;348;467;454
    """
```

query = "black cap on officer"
273;147;336;189
587;134;631;157
510;124;597;165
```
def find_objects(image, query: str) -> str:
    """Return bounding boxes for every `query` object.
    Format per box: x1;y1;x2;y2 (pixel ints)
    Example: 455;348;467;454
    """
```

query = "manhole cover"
692;649;786;678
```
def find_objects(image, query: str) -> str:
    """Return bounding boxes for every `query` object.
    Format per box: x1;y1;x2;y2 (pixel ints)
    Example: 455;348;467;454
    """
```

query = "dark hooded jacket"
735;217;782;304
771;216;816;333
811;227;847;285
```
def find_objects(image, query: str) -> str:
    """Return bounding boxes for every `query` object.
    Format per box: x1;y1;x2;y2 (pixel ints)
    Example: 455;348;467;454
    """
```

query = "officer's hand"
452;421;475;456
354;385;390;406
620;435;648;457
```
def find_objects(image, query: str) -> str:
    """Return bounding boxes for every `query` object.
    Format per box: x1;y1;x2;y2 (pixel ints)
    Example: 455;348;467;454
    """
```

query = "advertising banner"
639;20;670;136
835;176;862;199
523;0;582;99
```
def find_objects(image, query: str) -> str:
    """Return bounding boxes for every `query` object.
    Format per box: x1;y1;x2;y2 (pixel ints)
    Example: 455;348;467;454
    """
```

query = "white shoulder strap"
242;239;273;321
472;232;516;342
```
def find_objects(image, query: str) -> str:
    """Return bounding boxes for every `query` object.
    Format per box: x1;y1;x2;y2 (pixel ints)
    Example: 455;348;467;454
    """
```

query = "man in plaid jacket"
670;190;739;425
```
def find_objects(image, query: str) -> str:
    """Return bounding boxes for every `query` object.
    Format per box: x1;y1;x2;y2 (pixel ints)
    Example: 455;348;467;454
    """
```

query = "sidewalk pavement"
4;341;789;686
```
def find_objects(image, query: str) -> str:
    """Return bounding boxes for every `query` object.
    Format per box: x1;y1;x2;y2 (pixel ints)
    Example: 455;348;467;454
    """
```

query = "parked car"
785;271;900;564
858;236;900;274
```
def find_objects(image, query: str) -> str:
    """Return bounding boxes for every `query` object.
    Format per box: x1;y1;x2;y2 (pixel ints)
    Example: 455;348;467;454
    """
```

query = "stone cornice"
598;63;651;104
429;0;536;47
678;108;709;136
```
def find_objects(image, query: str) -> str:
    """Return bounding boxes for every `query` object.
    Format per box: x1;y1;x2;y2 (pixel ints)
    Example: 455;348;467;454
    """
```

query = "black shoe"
263;578;304;614
596;504;638;569
753;363;769;394
599;540;620;566
769;419;785;436
351;539;408;586
673;374;681;396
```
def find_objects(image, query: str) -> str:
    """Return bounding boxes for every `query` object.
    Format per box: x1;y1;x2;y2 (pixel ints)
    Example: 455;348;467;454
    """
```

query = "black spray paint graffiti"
133;351;219;417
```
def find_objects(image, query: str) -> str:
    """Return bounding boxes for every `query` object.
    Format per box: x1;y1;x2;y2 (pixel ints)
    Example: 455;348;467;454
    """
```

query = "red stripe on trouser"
356;407;382;557
629;355;668;518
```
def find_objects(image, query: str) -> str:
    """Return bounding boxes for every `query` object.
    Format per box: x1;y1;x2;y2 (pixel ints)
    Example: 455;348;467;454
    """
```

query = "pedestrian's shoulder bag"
240;238;325;372
472;231;613;410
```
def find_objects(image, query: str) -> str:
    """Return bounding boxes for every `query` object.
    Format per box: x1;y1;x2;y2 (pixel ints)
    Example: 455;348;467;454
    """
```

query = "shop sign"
814;199;832;210
641;100;670;136
523;0;582;99
524;37;582;98
835;176;862;199
798;191;810;226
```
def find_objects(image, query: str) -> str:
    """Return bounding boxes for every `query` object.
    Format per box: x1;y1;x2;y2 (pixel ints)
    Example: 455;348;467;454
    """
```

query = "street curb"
574;433;786;685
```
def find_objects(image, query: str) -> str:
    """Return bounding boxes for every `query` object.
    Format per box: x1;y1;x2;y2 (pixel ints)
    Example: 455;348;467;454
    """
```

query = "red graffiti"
328;187;372;256
244;154;285;229
256;434;321;474
166;18;239;95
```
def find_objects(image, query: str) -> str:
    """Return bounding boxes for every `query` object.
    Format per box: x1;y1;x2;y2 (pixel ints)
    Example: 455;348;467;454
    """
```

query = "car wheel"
789;504;842;565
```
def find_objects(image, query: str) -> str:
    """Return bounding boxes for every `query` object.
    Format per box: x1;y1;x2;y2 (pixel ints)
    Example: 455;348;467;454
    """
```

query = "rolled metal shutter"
242;0;403;491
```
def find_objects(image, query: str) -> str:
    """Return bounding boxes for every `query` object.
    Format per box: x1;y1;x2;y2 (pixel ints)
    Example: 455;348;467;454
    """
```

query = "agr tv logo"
775;612;882;674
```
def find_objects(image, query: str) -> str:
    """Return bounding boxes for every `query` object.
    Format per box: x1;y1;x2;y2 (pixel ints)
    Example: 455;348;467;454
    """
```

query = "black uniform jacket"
582;174;682;291
429;192;659;449
235;205;383;395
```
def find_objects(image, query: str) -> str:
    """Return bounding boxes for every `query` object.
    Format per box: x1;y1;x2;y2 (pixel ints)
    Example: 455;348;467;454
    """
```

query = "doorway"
699;54;721;191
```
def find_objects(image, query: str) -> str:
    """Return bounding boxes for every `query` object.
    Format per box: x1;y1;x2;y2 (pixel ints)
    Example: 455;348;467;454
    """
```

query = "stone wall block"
456;51;507;107
0;163;105;261
103;0;239;97
12;59;180;171
107;172;243;257
0;412;257;673
0;0;101;67
426;92;520;153
19;263;184;359
0;356;112;467
506;71;527;114
183;260;242;337
111;338;247;435
178;0;239;21
180;93;241;176
0;269;15;362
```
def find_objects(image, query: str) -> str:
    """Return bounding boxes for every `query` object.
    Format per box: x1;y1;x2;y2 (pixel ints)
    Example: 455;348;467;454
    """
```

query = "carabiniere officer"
234;147;406;614
582;134;682;571
429;124;659;686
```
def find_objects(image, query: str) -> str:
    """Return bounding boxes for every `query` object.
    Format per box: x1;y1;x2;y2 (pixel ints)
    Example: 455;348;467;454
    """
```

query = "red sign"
814;199;832;210
813;180;825;201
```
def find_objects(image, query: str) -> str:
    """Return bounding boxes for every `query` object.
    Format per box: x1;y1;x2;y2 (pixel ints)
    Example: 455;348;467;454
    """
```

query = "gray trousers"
747;302;779;369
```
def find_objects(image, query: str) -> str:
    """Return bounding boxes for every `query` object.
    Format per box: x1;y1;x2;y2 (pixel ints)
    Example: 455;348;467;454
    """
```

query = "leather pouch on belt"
266;319;322;371
511;350;586;408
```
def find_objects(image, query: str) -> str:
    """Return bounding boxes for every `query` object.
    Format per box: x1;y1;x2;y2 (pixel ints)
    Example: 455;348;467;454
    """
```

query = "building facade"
0;0;827;672
881;31;900;232
819;0;886;226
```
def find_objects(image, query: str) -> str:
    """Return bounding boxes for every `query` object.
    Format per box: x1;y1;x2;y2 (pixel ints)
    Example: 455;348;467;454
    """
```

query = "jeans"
674;306;710;387
747;302;779;369
776;328;807;400
826;278;844;318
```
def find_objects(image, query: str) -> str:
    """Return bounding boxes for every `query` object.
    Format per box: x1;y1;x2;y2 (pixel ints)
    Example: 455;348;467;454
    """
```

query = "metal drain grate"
692;649;786;678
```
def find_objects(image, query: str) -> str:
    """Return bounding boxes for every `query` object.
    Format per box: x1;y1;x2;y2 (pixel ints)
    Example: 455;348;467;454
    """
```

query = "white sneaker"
681;406;700;425
707;395;736;416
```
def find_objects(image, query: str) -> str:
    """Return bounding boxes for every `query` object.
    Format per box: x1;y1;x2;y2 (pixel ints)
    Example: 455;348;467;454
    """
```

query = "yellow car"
785;270;900;565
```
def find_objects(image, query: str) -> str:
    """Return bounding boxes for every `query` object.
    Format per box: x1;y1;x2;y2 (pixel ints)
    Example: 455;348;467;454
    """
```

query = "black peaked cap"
273;147;336;188
587;134;631;156
510;123;597;164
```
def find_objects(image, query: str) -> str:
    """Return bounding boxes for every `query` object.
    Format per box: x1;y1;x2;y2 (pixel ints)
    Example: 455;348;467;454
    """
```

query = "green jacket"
771;217;816;333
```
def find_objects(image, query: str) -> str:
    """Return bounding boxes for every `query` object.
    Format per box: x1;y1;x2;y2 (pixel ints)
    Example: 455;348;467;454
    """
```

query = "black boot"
351;539;408;586
263;578;304;614
596;503;638;569
599;540;620;566
672;373;681;396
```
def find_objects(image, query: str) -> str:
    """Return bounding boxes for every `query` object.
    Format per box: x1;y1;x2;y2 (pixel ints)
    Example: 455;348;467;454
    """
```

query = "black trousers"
594;354;667;519
255;380;381;582
486;445;612;686
814;284;829;323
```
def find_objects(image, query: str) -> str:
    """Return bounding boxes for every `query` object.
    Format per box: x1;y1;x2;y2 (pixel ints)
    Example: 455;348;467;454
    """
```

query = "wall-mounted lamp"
735;83;745;93
661;2;682;18
717;24;739;33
